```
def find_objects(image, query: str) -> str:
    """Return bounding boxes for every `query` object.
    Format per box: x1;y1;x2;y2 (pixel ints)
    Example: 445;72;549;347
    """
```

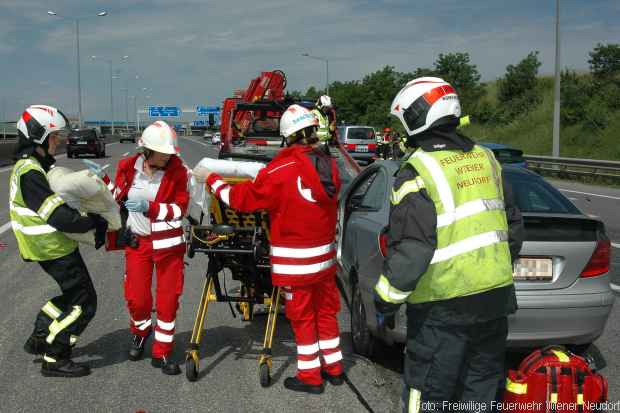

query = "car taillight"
346;144;356;152
378;228;389;258
580;240;611;278
368;143;377;152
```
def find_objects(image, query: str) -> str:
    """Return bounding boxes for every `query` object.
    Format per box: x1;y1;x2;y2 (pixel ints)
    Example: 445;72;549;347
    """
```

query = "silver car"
337;160;615;356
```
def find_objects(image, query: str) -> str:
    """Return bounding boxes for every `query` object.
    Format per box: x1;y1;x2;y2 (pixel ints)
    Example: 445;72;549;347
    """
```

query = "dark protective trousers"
402;305;508;413
33;249;97;358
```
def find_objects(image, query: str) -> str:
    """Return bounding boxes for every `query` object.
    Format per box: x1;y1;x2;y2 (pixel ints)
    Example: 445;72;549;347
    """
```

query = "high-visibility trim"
70;335;79;346
155;331;174;343
157;204;168;221
272;258;335;275
505;378;527;395
390;177;425;205
297;357;321;370
412;150;454;213
550;393;558;403
323;351;343;365
134;319;152;331
267;161;295;175
10;206;39;217
38;194;64;220
297;343;320;355
408;388;422;413
271;242;335;259
577;394;584;405
46;305;82;344
151;220;182;232
152;236;184;250
42;301;62;319
157;319;175;330
11;221;56;235
107;182;115;191
319;337;340;350
375;274;411;304
430;230;508;264
219;187;230;205
43;355;57;363
171;204;182;219
436;198;505;228
551;350;570;363
211;180;226;192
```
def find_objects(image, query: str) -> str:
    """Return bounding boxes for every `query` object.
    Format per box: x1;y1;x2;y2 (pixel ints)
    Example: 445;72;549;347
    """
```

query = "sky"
1;0;619;122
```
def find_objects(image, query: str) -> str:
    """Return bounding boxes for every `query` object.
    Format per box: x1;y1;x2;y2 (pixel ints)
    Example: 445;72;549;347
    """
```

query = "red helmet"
383;127;391;133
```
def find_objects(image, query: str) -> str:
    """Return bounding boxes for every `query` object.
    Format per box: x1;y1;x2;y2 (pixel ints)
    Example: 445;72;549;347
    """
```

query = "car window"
350;170;386;211
509;175;580;214
494;149;524;164
347;127;375;141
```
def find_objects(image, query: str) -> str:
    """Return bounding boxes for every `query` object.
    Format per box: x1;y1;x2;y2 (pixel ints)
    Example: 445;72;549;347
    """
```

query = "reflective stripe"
271;242;334;258
157;319;175;330
134;319;152;331
157;204;168;221
505;378;527;395
46;305;82;344
375;274;411;304
436;198;505;228
11;221;56;235
390;177;425;205
107;182;115;191
430;230;508;264
297;343;319;355
70;335;78;346
10;206;39;217
412;150;454;212
43;355;57;363
551;350;570;363
268;161;295;175
319;337;340;350
408;388;422;413
577;394;584;405
42;301;62;319
171;204;182;219
297;357;321;370
219;187;230;205
38;194;64;220
152;236;184;250
155;331;174;343
323;351;343;365
550;393;558;403
151;220;182;232
211;180;226;192
272;258;335;275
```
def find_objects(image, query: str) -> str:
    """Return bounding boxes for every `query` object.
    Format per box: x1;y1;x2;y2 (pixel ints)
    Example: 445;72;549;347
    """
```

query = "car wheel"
350;281;375;357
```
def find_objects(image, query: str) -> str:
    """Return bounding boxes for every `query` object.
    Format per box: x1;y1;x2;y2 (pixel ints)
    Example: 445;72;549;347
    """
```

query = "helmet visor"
402;96;431;133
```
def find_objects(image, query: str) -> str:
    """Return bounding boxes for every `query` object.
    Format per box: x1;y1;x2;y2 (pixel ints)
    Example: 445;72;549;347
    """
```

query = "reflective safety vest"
311;109;330;142
9;157;77;261
393;145;513;304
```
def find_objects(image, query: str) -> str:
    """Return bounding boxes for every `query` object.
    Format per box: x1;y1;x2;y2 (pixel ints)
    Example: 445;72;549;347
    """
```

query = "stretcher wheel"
186;357;199;382
259;363;271;388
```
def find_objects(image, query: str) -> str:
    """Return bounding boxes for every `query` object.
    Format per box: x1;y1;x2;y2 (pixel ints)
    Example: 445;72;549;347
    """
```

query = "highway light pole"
90;55;129;134
552;0;561;157
48;10;108;128
302;53;330;96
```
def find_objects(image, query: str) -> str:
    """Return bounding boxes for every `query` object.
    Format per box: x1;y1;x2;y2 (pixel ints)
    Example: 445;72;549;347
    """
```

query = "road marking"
0;222;12;235
612;243;620;249
558;188;620;201
180;136;211;148
568;197;578;201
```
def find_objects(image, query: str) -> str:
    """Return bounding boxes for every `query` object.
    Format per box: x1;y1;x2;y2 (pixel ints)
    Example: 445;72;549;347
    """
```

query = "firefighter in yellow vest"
373;79;524;412
311;95;336;146
10;105;108;377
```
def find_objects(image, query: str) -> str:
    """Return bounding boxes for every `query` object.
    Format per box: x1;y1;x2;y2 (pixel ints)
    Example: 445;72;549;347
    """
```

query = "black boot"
41;356;91;378
151;356;181;376
128;334;149;361
321;370;345;386
24;334;47;355
283;377;324;394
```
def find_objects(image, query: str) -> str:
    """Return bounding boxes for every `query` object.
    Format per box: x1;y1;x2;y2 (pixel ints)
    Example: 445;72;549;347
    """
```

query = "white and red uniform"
206;145;343;385
109;154;189;358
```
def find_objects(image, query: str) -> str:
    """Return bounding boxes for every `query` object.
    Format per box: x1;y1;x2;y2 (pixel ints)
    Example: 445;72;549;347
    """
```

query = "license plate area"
356;145;368;152
77;141;87;145
513;257;553;281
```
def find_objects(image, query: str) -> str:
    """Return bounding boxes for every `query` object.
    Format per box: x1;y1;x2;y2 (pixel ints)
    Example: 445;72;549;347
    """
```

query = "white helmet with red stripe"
139;120;179;154
280;104;319;138
391;77;461;137
316;95;332;109
17;105;69;145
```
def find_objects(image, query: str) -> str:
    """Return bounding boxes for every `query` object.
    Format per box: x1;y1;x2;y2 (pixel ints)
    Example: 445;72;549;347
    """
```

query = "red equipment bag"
503;346;607;413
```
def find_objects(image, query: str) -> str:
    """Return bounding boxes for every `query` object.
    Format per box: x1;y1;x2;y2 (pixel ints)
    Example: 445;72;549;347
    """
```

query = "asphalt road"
0;138;617;412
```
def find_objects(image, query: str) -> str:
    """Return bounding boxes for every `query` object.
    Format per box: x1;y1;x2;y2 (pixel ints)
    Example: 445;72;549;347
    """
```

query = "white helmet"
139;120;179;154
317;95;332;109
280;104;318;138
391;77;461;136
17;105;69;145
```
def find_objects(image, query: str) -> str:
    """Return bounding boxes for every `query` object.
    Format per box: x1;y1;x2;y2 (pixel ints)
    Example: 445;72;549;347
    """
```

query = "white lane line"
0;222;12;235
180;136;211;148
558;188;620;200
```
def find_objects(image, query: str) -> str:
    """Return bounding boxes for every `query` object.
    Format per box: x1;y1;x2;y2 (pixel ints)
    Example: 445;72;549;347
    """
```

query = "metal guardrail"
524;155;620;181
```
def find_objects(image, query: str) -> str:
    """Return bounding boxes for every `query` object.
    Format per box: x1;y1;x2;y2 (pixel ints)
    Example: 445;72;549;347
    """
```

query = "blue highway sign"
149;106;181;117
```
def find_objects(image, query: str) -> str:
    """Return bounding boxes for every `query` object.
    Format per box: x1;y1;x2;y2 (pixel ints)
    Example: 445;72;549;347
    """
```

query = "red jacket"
206;145;341;287
107;154;189;255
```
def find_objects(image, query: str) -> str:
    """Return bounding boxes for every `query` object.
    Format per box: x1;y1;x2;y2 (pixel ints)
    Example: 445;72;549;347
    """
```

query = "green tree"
497;51;542;120
433;52;485;111
588;43;620;81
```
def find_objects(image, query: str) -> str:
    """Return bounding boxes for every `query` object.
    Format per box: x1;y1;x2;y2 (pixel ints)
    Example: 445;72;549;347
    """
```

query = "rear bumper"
67;144;100;154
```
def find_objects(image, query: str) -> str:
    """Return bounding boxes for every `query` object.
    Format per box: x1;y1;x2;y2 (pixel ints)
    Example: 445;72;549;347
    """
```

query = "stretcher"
184;177;281;386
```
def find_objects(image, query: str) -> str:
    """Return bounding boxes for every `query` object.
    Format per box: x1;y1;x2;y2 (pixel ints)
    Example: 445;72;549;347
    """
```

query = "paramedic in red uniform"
103;121;188;375
197;104;344;394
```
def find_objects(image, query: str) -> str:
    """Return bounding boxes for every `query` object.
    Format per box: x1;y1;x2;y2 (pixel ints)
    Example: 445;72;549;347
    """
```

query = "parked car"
337;160;614;356
67;128;106;158
119;131;136;143
336;125;378;164
203;130;213;140
481;142;527;168
212;132;221;145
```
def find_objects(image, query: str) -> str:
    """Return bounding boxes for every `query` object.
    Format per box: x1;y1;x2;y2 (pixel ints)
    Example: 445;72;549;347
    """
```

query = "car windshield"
494;148;524;164
507;172;580;214
71;130;96;139
347;127;375;141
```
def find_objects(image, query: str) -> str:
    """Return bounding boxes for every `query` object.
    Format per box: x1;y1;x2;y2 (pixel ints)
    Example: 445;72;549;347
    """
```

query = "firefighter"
379;127;393;160
102;121;189;375
195;104;343;394
312;95;337;146
373;78;524;412
11;105;108;377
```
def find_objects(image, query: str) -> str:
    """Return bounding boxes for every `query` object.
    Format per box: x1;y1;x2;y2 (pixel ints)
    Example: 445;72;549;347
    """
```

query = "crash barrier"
525;155;620;183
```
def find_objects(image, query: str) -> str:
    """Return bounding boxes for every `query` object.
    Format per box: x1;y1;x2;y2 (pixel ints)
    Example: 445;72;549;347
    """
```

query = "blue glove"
125;199;149;213
82;159;106;178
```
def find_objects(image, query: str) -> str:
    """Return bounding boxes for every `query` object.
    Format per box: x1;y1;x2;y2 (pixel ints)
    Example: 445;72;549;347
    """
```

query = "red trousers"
282;276;343;385
124;236;184;358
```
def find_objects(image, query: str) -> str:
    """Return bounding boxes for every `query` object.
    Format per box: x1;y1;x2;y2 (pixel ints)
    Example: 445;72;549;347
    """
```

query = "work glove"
88;213;109;250
191;165;213;183
124;199;149;213
374;291;398;330
82;159;106;178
